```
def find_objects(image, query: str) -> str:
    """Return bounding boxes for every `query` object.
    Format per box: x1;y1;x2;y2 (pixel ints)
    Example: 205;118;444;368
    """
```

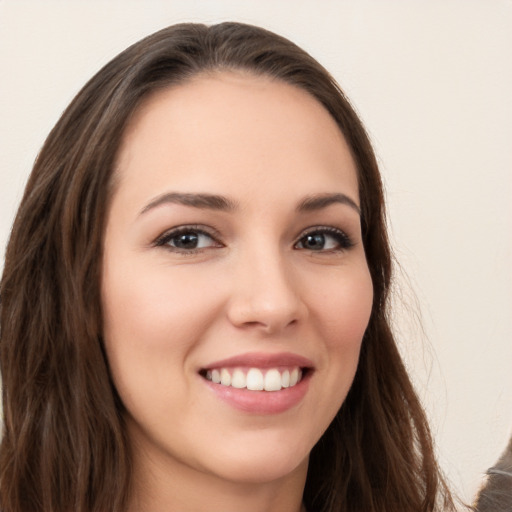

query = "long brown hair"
0;22;455;512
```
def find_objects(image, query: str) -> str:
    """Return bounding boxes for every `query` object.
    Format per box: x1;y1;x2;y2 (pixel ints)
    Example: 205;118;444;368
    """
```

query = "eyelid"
153;224;223;249
294;225;354;251
151;224;354;254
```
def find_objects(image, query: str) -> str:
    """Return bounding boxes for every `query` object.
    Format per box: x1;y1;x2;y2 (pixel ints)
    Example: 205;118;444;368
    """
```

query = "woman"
0;22;456;512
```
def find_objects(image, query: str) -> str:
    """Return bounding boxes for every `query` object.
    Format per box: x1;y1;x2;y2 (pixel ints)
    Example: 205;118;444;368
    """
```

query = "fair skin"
101;71;374;512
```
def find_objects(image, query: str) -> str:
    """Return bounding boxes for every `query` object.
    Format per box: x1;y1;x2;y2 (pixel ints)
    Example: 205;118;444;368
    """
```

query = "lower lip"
203;372;311;415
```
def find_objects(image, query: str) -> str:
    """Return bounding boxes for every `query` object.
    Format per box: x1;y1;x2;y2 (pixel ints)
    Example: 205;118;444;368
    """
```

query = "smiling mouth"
199;366;310;392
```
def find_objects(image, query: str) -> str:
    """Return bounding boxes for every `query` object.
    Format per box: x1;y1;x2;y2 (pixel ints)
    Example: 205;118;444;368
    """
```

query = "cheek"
100;260;226;405
102;262;219;349
302;264;373;439
309;262;372;402
312;264;374;349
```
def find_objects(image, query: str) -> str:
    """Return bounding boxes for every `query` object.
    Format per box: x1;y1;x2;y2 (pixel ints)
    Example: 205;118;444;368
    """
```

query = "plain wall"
1;0;511;506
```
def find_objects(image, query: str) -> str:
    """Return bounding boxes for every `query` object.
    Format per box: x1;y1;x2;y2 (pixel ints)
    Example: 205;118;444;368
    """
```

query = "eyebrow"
139;191;360;217
296;193;360;215
139;192;238;215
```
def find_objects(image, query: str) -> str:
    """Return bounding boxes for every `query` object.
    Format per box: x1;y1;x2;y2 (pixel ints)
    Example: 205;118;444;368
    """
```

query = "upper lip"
201;352;314;370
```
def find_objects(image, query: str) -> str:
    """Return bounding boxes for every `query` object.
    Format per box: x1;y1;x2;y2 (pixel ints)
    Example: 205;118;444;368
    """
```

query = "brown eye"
171;232;202;249
301;233;326;250
156;227;221;252
295;228;353;251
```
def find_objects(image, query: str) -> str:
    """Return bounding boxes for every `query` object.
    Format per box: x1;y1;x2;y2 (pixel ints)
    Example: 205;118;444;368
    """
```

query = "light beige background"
1;0;511;506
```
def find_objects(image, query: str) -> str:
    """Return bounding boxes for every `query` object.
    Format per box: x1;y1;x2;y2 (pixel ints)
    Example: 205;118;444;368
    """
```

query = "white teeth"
205;366;304;391
211;369;221;384
220;368;231;386
246;368;264;390
281;369;290;388
231;369;246;389
264;369;282;391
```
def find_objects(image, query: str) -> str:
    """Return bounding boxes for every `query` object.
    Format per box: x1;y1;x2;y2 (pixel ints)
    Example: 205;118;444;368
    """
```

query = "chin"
212;451;309;485
198;431;312;485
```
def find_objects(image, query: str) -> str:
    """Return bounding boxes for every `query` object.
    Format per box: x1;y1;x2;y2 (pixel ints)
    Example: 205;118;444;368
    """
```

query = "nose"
226;247;307;335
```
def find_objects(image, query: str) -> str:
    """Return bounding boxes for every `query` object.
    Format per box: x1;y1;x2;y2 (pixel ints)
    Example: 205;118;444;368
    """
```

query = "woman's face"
102;72;373;486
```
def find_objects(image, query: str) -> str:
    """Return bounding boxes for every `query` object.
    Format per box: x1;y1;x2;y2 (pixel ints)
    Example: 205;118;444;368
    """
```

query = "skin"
101;71;374;512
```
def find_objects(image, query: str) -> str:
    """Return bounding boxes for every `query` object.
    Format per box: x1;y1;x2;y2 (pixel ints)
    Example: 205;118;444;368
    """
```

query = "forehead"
114;71;359;202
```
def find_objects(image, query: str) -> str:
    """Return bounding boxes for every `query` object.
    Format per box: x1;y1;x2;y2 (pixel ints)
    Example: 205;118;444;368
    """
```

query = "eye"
295;227;353;252
155;226;222;253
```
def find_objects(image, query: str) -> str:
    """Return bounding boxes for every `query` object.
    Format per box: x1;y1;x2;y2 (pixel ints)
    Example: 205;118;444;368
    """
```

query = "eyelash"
154;225;222;254
295;226;354;252
154;225;354;254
